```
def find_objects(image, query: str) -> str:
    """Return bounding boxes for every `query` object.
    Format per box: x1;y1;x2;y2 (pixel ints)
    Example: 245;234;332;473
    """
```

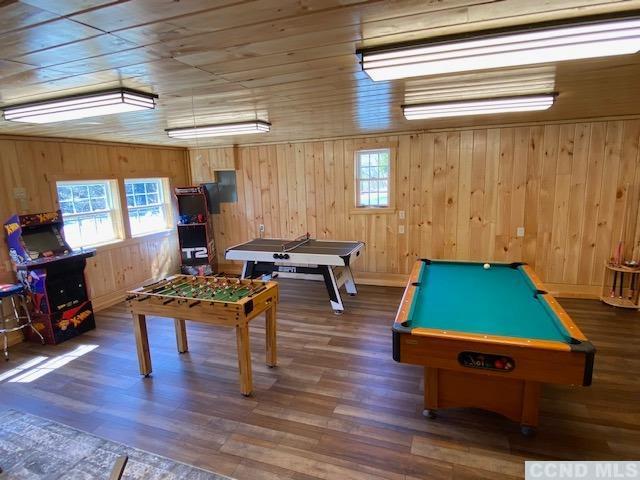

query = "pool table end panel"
394;332;592;386
425;367;541;427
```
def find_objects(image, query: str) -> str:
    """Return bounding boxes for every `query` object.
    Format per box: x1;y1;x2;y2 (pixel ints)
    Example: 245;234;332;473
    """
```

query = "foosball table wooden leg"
132;313;152;376
236;323;253;396
174;319;188;353
265;303;277;368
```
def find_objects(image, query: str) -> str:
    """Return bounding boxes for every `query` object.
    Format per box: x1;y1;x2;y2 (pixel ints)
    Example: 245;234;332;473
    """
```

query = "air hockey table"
225;236;364;313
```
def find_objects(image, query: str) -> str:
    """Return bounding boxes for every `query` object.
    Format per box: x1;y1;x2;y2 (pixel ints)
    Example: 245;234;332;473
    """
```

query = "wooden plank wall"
191;119;640;296
0;136;188;315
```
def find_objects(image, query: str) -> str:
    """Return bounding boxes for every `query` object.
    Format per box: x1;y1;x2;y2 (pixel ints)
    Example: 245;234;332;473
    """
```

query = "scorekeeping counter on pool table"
392;259;595;435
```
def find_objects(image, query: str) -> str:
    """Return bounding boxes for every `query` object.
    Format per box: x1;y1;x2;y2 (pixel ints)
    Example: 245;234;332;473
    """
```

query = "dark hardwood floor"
1;280;638;479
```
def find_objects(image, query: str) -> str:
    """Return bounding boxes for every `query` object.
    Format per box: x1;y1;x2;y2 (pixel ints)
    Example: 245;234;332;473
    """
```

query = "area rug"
0;410;234;479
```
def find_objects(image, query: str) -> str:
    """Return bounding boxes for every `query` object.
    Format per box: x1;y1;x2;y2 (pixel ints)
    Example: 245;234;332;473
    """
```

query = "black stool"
0;283;44;360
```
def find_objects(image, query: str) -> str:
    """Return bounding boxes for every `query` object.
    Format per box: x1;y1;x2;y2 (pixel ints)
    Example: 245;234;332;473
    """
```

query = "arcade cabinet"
3;210;96;344
175;186;217;275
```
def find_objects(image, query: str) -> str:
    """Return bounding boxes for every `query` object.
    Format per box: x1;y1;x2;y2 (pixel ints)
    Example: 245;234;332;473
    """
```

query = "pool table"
393;259;595;435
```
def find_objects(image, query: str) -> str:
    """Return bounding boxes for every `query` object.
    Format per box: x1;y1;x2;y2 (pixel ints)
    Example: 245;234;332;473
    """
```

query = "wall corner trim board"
191;119;640;295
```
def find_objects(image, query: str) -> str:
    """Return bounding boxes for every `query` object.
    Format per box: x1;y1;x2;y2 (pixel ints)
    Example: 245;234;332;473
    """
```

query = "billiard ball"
483;263;490;269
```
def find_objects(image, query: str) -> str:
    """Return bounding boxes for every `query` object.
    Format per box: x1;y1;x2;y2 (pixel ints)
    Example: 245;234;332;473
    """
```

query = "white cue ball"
483;263;490;269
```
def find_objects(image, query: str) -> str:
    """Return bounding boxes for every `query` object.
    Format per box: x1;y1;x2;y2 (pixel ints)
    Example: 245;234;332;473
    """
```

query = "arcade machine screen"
178;195;206;217
21;226;67;259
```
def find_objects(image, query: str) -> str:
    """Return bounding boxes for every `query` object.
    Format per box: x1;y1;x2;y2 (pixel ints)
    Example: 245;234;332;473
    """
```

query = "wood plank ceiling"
1;0;640;147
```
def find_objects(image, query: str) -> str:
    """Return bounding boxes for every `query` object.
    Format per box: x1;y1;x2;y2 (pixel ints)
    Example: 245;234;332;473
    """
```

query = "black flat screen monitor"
22;226;66;257
177;195;207;217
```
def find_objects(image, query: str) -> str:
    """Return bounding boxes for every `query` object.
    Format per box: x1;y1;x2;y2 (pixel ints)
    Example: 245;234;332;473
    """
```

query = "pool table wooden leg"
521;381;541;430
423;367;439;417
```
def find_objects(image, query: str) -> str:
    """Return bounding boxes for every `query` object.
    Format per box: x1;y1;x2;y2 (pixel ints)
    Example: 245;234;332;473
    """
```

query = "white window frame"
355;148;392;209
56;179;124;248
124;177;173;237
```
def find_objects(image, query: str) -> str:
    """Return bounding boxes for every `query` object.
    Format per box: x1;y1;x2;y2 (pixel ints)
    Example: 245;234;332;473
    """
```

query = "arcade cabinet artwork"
175;186;217;275
3;210;96;344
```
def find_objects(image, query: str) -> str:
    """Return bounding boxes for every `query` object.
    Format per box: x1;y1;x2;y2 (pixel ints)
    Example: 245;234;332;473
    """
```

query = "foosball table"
127;274;278;396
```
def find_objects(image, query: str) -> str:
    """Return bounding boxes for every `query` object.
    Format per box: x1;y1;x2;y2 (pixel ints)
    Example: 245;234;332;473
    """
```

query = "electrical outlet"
13;187;27;200
399;210;405;220
259;224;265;233
399;225;405;234
516;227;525;238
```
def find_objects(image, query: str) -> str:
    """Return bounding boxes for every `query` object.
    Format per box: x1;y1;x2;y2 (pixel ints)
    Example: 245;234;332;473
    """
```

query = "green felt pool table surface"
406;260;572;343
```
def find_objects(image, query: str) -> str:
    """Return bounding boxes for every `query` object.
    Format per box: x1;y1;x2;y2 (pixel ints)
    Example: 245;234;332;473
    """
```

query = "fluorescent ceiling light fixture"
402;94;556;120
358;15;640;81
166;121;271;139
2;88;157;124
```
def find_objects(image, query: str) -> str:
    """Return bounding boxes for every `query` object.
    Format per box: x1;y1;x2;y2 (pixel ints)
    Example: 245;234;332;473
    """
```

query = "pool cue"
619;272;625;298
628;273;636;300
611;270;618;297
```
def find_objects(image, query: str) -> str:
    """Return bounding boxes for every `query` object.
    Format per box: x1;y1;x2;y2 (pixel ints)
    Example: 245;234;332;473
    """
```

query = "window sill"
91;230;176;254
350;207;396;215
76;238;123;252
131;228;174;240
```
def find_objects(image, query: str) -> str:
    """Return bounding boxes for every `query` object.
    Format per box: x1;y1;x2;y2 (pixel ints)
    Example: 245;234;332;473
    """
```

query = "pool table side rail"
520;265;590;344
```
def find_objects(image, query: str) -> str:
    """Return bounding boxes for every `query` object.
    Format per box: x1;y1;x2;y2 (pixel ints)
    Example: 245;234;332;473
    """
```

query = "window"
356;148;391;208
125;178;171;236
56;180;121;248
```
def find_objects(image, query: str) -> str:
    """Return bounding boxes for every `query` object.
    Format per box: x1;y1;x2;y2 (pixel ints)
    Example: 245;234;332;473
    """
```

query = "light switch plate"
516;227;525;237
399;225;405;234
399;210;405;219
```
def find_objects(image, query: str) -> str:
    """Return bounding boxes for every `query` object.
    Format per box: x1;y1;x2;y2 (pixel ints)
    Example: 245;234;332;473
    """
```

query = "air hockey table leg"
322;266;345;314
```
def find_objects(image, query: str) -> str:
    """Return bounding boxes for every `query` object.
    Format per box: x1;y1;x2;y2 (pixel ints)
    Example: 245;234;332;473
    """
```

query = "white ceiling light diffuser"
402;94;556;120
166;121;271;139
2;88;157;124
358;15;640;81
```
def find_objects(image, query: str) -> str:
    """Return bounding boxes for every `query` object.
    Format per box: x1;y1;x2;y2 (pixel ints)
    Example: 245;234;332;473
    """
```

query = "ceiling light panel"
2;89;157;124
359;16;640;81
402;94;556;120
166;121;271;139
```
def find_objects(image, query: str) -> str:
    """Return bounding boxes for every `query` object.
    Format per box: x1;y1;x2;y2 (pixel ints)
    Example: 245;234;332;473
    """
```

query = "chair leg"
1;298;7;361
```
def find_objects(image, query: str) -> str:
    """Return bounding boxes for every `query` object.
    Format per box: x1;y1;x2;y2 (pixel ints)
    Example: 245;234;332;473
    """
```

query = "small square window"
355;148;391;208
